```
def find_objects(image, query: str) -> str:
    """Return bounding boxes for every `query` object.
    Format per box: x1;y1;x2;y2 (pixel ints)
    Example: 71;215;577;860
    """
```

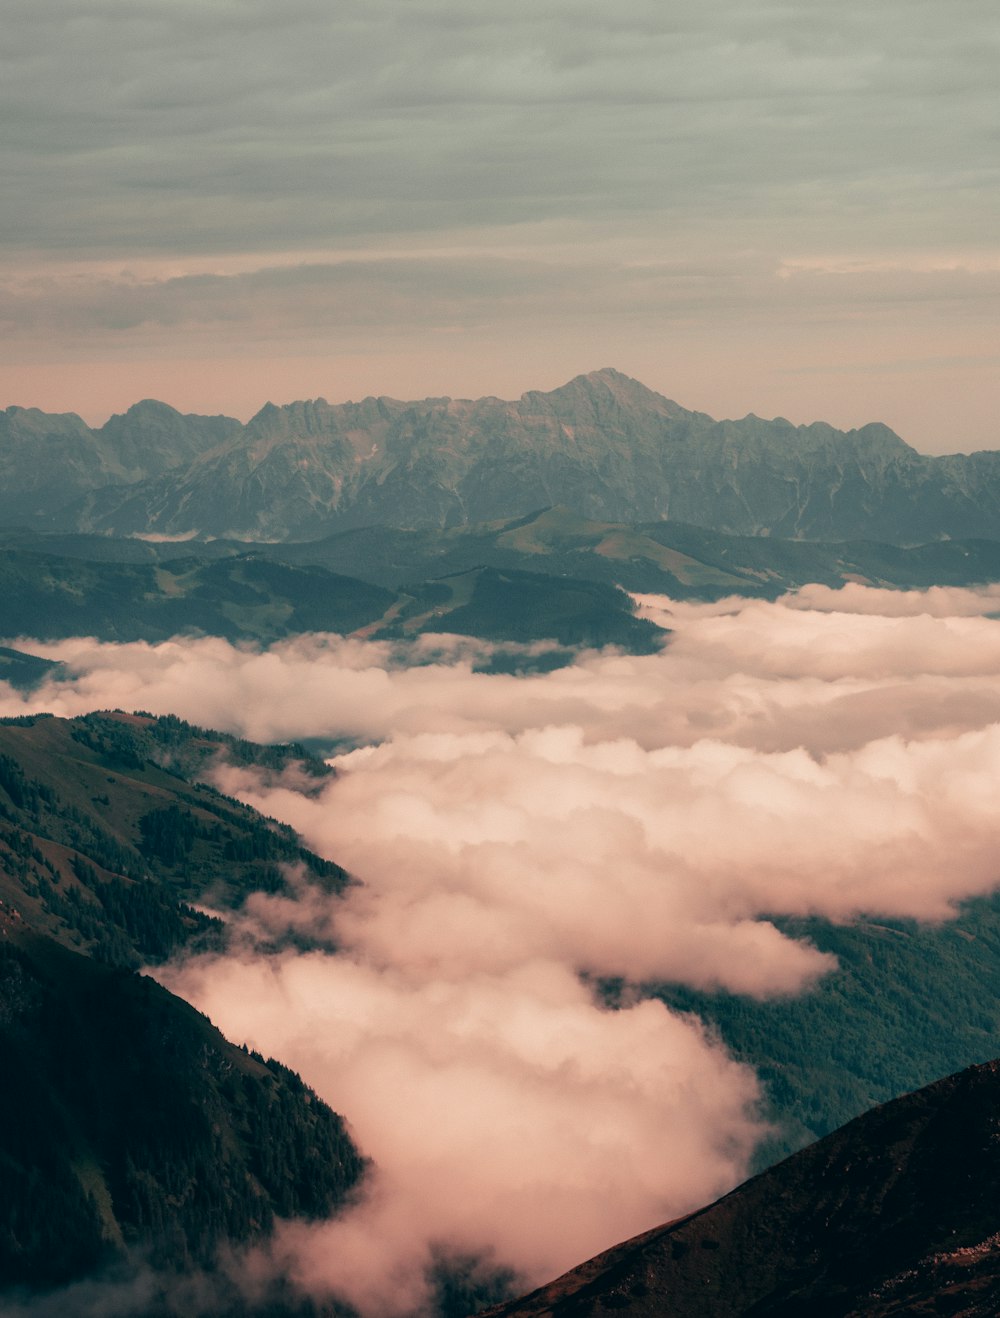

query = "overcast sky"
3;0;998;450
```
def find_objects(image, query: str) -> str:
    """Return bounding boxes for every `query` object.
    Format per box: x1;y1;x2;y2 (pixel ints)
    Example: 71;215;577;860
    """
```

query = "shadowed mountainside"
483;1057;1000;1317
0;711;363;1305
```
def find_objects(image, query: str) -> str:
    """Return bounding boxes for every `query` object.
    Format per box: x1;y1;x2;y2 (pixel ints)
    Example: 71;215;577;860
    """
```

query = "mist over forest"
6;576;1000;1313
5;0;1000;1303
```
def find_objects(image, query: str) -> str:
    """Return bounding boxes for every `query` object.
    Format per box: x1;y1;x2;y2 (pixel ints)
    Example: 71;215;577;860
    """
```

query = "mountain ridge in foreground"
483;1056;1000;1317
7;369;1000;544
0;711;363;1307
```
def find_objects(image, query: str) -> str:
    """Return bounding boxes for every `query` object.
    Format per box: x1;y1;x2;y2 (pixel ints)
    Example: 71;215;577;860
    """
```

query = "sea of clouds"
6;584;1000;1314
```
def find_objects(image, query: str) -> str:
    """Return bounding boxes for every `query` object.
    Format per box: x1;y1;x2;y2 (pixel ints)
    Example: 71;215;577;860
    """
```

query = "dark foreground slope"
485;1057;1000;1318
0;928;362;1291
0;713;363;1303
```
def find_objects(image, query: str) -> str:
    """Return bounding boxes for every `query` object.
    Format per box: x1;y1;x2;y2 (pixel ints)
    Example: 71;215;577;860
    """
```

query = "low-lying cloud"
168;951;761;1315
8;582;1000;1311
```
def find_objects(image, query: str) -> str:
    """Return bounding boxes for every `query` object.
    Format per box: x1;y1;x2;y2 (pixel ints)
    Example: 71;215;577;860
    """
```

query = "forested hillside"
645;903;1000;1165
0;712;363;1308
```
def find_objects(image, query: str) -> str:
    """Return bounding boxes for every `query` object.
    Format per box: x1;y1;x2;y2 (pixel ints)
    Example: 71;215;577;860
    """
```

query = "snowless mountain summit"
7;369;1000;544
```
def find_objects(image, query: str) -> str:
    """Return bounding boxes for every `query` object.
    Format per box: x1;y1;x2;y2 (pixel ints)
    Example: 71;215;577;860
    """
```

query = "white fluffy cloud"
167;951;760;1315
9;583;1000;1310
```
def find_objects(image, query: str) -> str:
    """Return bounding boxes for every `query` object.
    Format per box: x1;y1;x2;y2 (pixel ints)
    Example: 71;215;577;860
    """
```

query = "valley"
4;375;1000;1316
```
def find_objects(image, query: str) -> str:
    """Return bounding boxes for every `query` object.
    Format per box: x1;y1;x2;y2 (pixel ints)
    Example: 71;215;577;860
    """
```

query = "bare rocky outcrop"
22;370;1000;543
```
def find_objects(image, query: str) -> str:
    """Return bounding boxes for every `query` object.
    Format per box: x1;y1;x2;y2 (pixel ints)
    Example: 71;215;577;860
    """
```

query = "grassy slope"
252;507;1000;597
0;711;345;960
0;550;394;644
0;542;665;655
0;712;362;1302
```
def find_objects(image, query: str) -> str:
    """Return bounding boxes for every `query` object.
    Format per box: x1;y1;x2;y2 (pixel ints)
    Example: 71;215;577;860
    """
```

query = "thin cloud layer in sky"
7;584;1000;1310
2;0;998;449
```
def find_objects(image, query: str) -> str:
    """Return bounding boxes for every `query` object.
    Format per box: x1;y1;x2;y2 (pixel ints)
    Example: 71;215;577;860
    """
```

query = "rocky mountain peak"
13;371;1000;545
1;405;91;436
115;398;184;421
522;368;685;420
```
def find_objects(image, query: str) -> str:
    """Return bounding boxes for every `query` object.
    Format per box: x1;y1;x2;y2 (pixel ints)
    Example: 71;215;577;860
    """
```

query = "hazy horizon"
3;1;998;455
0;365;989;461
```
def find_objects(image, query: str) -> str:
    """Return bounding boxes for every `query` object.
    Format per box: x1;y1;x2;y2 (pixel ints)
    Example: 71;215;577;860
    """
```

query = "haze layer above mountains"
5;369;999;544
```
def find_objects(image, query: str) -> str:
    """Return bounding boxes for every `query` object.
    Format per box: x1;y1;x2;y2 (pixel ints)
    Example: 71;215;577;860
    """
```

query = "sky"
9;585;1000;1311
2;0;999;452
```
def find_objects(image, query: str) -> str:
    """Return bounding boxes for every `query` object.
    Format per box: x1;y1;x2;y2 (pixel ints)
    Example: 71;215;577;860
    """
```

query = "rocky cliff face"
0;400;240;527
13;369;1000;543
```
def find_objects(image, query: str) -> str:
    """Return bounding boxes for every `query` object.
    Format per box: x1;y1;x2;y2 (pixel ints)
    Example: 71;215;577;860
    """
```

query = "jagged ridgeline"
6;369;1000;544
0;711;363;1307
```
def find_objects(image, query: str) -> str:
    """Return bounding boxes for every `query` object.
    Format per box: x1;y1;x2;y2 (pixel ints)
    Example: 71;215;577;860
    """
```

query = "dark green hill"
0;710;345;961
372;565;664;654
0;928;363;1291
286;506;1000;599
0;646;64;692
641;901;1000;1167
0;539;666;655
7;511;1000;666
0;712;363;1304
11;508;1000;605
0;549;394;644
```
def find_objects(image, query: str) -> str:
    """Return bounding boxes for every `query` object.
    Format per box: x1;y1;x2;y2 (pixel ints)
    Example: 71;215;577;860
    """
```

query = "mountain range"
6;372;1000;1314
8;369;1000;544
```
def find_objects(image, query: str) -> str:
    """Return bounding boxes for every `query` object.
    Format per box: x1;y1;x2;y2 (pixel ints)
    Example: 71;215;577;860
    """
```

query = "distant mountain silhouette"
10;370;1000;543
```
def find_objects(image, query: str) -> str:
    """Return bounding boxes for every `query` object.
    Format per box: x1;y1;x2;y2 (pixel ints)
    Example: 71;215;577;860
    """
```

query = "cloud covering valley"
6;584;1000;1310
